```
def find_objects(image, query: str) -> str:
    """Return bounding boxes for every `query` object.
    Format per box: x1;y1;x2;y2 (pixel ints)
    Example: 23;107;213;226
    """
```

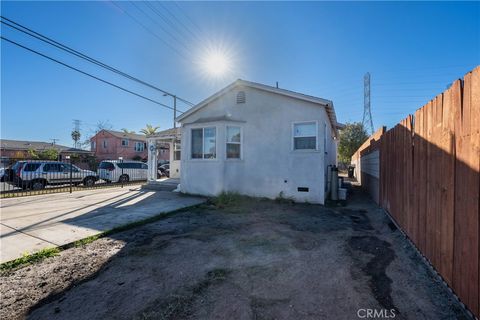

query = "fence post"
66;155;72;193
119;157;124;188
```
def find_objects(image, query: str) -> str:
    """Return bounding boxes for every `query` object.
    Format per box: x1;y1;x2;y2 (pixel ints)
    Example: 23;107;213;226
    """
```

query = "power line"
155;1;202;43
144;1;198;46
1;36;186;114
172;1;204;36
130;1;191;52
109;1;189;61
0;16;195;107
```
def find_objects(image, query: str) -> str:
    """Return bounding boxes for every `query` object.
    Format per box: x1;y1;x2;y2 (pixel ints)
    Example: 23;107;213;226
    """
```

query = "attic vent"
236;91;246;104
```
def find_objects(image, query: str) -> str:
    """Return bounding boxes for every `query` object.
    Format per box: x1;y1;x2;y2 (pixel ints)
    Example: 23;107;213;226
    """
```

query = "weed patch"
0;248;60;272
209;192;243;209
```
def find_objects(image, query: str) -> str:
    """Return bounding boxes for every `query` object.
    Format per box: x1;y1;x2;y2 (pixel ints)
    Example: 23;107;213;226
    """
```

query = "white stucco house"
157;79;339;204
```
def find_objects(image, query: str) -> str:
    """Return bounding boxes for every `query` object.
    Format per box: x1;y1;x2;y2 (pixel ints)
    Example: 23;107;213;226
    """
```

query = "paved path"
0;187;205;263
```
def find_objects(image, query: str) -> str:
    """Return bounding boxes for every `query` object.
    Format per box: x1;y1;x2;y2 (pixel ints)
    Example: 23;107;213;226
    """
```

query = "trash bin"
348;166;355;178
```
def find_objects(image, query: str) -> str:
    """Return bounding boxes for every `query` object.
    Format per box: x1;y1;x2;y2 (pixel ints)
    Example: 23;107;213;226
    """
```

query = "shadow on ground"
0;186;470;320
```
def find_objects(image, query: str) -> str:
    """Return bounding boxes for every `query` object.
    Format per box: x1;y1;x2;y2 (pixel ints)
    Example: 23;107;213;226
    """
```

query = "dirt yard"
1;190;470;320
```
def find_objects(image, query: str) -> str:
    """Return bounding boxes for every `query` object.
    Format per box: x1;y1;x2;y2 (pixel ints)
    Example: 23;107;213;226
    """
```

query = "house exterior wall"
90;131;169;161
350;127;385;204
170;158;181;178
359;150;380;204
179;86;336;204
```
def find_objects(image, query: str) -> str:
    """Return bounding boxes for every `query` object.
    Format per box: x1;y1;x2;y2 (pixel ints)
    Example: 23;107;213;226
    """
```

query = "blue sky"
1;1;479;147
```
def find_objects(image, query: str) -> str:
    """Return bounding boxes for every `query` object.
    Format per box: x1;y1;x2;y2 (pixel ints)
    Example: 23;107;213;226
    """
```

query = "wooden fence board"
417;107;427;253
425;100;436;265
355;66;479;317
439;85;456;286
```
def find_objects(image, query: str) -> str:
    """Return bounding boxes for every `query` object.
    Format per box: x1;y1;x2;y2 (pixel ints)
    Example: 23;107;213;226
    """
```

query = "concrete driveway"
0;187;205;263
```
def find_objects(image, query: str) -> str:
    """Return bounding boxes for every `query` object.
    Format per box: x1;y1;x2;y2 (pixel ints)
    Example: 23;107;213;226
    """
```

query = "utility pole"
362;72;374;135
173;95;177;129
163;93;177;129
50;138;59;146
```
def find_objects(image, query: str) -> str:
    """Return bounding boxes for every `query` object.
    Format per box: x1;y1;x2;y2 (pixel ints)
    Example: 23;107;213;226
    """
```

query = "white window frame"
134;141;144;152
225;125;242;160
173;140;181;161
292;121;318;151
121;139;129;147
190;127;217;160
91;141;96;151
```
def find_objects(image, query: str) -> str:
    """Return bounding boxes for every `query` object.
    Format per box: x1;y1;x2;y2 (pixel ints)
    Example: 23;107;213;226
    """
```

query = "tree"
140;124;160;135
71;130;81;148
27;148;40;159
27;148;59;160
121;128;136;134
79;120;113;149
338;122;369;164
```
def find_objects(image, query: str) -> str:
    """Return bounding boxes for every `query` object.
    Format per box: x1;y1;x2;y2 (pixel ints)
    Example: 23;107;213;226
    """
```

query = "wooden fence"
356;66;479;317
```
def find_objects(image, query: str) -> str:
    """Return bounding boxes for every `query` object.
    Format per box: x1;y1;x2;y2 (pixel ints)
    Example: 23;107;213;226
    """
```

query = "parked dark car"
158;163;170;178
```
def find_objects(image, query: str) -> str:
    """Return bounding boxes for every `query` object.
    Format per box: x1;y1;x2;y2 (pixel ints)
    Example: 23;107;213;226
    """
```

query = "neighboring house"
90;129;169;162
0;139;92;164
174;79;339;204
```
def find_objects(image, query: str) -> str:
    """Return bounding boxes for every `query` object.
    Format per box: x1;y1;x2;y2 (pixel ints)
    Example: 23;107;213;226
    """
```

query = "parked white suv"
5;161;98;190
97;160;148;183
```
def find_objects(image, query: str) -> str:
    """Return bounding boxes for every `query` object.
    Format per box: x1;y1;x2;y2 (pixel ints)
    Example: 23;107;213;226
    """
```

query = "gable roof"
148;127;181;139
0;139;91;153
176;79;338;134
96;130;147;141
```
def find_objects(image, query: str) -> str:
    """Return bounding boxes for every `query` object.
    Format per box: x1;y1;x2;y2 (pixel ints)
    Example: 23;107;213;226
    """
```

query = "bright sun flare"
202;51;230;77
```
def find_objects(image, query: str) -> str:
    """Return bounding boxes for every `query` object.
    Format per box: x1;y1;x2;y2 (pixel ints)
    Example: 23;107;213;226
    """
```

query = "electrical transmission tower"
362;72;374;135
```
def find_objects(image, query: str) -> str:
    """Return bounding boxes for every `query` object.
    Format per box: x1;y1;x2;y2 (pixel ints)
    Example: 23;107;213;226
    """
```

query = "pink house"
90;130;169;162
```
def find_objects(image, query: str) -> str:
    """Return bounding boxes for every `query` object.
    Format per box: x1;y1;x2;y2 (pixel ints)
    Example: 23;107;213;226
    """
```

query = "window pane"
227;144;241;159
294;123;316;137
227;126;241;143
203;127;216;159
99;162;114;170
191;129;203;159
44;163;61;172
294;137;316;150
23;163;41;172
174;151;181;161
